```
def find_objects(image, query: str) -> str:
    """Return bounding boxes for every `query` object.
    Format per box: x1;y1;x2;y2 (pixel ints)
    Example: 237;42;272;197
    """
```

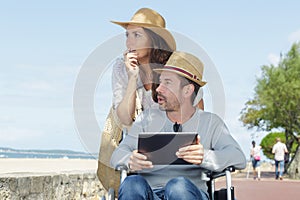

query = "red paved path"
216;171;300;200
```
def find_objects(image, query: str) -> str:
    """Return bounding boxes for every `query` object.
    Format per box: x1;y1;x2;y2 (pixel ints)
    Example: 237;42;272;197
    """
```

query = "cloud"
17;64;78;75
1;63;78;96
288;29;300;44
0;115;13;122
265;28;300;68
267;53;280;66
20;81;54;91
0;127;43;142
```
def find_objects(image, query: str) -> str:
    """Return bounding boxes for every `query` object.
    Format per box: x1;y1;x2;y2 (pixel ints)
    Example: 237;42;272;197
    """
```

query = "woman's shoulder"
112;56;125;70
111;56;127;80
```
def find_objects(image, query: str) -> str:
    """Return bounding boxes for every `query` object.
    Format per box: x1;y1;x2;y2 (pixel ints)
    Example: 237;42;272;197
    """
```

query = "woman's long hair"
144;28;174;102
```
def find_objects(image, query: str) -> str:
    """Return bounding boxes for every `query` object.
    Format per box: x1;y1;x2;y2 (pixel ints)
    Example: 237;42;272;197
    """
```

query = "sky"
1;1;300;159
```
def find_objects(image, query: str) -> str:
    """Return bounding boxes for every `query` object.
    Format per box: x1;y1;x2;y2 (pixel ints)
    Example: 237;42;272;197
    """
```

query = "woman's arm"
116;74;138;126
112;54;140;126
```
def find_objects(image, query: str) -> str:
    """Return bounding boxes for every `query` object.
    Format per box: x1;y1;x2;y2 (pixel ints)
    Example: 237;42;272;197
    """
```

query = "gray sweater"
110;108;246;193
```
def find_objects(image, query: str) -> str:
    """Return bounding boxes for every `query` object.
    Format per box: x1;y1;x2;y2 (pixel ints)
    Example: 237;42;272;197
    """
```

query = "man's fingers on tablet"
196;135;201;144
139;160;153;168
181;155;203;165
179;144;200;152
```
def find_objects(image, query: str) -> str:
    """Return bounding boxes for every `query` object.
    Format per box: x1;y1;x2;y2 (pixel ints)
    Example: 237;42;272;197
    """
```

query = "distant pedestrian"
250;141;261;180
272;137;288;180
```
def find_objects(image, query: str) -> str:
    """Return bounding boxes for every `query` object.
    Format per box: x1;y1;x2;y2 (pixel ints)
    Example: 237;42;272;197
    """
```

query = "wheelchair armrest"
115;164;129;183
115;164;128;172
207;166;235;179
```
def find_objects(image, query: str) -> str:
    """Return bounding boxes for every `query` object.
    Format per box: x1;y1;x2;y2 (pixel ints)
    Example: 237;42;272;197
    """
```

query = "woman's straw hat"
111;8;176;51
154;51;207;87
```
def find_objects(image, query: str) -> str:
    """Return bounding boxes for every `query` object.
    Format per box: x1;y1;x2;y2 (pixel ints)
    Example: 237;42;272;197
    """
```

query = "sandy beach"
0;158;98;176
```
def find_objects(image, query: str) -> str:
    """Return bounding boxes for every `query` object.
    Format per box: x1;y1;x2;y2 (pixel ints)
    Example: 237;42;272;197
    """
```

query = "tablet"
138;132;197;165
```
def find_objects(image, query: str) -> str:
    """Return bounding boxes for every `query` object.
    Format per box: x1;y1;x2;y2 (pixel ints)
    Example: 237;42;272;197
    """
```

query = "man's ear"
183;84;195;97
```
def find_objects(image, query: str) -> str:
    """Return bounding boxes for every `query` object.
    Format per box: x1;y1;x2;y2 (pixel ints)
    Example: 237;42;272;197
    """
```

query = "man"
110;51;246;200
272;137;288;180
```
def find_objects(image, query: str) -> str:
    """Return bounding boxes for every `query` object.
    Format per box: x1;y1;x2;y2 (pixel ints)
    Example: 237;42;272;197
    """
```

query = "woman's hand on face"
124;49;139;78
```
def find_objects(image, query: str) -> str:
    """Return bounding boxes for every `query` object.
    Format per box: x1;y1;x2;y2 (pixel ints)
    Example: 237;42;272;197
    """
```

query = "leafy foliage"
240;42;300;156
260;132;298;160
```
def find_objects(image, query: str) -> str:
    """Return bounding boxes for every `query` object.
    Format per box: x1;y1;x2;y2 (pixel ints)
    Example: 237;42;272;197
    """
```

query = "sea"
0;147;97;159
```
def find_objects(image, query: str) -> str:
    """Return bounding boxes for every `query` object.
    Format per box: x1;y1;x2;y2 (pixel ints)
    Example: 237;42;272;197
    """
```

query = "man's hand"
128;150;153;171
176;135;204;165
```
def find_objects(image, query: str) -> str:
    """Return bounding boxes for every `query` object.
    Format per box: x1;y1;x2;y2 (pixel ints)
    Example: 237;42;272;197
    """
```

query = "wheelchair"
102;165;235;200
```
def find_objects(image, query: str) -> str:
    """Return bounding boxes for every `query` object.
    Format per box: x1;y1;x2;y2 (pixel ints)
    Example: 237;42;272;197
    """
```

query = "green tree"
240;42;300;160
260;132;298;160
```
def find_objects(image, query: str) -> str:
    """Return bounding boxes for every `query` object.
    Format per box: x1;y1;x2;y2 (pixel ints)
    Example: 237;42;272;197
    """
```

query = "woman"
250;141;261;180
110;8;175;127
111;8;204;127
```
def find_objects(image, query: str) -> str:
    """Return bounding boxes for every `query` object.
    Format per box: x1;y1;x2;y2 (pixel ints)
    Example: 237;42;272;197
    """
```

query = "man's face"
156;71;184;112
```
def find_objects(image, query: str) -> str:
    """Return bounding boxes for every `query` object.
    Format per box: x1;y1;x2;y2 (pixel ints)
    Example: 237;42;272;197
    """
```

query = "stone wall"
0;172;105;200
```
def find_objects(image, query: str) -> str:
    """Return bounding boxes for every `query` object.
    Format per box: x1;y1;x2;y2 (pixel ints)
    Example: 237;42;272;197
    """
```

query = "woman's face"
126;25;152;64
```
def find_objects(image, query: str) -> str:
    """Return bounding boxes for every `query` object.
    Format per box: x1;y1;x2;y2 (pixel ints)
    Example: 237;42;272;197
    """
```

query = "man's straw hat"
111;8;176;51
154;51;207;87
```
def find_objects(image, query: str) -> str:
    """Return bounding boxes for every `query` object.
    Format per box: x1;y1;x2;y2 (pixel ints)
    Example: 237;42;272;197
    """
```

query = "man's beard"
157;94;180;112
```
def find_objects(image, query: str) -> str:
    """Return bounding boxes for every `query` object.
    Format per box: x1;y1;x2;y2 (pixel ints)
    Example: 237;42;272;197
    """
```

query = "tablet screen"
138;132;197;165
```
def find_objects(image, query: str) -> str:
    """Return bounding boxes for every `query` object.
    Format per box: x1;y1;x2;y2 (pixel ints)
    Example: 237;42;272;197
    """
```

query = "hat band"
163;66;200;82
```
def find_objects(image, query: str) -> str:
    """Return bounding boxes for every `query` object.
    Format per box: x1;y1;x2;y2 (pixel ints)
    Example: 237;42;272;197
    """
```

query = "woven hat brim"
111;21;176;51
111;20;161;28
154;68;207;87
